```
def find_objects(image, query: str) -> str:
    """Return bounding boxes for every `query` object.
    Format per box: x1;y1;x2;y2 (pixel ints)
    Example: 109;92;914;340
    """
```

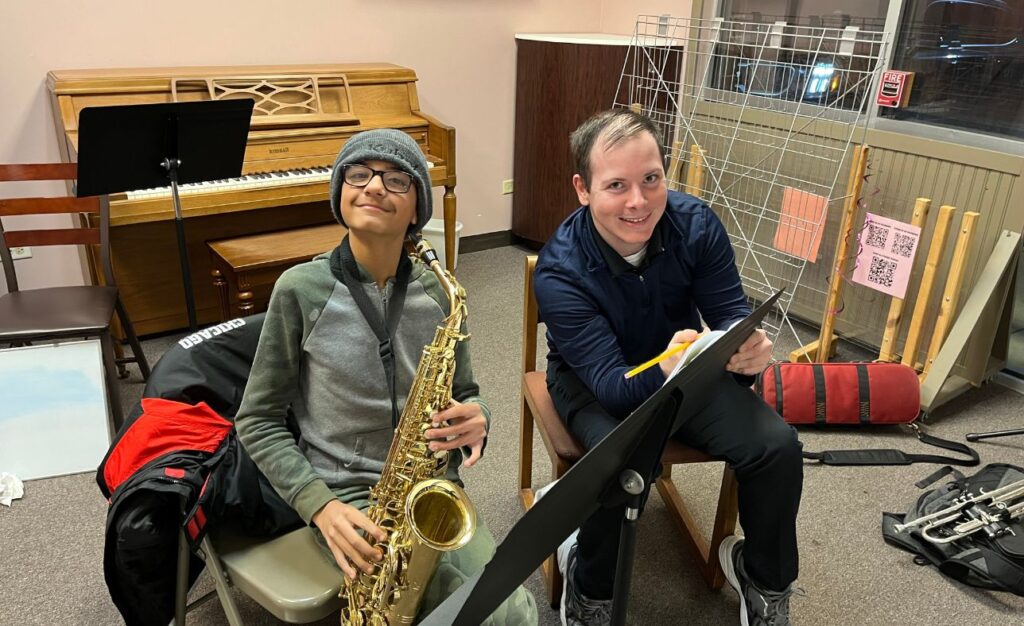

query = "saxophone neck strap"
330;236;412;428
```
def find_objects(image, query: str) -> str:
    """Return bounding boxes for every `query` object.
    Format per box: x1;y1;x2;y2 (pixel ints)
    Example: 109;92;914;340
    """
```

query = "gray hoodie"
235;251;488;523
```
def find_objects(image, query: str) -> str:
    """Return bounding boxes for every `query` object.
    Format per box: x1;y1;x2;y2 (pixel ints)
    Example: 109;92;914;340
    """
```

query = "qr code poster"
851;212;921;298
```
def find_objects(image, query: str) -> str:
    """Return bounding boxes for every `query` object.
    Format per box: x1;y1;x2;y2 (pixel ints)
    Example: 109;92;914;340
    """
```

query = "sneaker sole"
557;532;577;626
718;535;749;626
560;568;569;626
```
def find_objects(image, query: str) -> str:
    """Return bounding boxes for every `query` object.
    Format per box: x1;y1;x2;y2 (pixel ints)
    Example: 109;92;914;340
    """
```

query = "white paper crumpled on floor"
0;472;24;507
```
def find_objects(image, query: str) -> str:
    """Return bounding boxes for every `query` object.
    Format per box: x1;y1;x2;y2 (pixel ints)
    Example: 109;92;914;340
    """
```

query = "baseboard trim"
460;230;515;254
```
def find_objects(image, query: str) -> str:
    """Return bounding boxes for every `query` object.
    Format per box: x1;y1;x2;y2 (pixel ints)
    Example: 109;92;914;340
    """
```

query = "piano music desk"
208;223;347;320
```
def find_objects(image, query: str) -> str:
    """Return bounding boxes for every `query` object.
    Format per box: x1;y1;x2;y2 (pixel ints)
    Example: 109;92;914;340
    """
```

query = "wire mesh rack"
613;15;890;350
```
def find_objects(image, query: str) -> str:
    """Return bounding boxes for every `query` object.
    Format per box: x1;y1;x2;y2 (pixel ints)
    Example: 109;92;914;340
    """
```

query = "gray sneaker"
719;535;800;626
558;540;612;626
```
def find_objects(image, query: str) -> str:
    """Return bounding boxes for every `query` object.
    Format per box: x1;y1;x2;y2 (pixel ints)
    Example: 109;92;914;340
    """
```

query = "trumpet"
894;479;1024;545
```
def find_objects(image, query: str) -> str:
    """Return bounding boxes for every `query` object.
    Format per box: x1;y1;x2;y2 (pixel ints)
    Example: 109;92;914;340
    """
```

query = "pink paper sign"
851;212;921;298
773;187;828;262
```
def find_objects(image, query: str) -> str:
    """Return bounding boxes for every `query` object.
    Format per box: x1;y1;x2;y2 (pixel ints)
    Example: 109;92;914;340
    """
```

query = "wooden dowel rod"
878;197;932;361
901;205;957;368
817;144;869;361
667;139;686;192
921;210;980;378
691;144;706;198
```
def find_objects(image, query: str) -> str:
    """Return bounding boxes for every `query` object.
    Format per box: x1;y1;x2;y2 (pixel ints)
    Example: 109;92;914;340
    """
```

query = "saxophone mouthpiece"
410;234;440;266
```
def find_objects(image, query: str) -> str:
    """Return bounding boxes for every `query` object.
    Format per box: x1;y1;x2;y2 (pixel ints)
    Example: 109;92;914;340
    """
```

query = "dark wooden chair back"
0;163;113;292
0;163;151;431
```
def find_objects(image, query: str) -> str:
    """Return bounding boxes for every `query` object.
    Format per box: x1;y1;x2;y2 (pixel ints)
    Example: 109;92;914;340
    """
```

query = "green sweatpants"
314;494;538;625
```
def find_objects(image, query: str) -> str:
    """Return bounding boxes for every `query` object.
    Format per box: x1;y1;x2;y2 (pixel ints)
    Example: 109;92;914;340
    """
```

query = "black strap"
773;363;784;416
856;363;870;424
914;465;962;489
330;236;412;428
812;364;826;424
802;423;981;466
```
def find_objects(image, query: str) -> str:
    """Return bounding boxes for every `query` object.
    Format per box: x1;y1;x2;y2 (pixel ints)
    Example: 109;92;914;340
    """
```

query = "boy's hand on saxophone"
426;399;487;468
312;500;387;579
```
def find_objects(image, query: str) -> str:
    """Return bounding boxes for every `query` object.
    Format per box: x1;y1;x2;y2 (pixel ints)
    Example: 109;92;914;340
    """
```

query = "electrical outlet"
10;246;32;260
502;179;514;195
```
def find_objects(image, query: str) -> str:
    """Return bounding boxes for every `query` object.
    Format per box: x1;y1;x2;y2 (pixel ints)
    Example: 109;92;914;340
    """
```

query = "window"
720;0;890;30
885;0;1024;139
708;2;891;112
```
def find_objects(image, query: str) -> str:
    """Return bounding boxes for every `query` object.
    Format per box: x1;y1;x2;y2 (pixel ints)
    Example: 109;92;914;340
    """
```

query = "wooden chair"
0;164;150;431
518;255;738;607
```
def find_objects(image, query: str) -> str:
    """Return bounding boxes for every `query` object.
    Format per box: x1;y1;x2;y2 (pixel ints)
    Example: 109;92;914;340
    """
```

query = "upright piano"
47;63;457;335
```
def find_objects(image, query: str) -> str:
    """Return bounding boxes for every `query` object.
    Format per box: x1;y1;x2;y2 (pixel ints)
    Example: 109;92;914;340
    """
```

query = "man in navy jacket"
535;109;803;626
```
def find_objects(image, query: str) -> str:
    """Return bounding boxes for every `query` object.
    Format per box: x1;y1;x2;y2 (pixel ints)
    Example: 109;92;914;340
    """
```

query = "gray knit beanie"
329;128;432;235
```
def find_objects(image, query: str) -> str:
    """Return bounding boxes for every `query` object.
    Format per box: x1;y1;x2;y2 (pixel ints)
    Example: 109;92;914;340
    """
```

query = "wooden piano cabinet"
511;34;633;247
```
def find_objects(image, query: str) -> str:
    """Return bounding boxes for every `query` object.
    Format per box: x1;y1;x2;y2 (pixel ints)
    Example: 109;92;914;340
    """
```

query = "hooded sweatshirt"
235;250;488;523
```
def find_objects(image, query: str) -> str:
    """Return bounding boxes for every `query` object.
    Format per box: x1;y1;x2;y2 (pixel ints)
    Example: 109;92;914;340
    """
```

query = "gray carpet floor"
3;244;1024;626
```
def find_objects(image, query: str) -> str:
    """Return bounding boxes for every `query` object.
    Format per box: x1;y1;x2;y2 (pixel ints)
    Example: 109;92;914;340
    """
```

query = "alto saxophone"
341;236;477;626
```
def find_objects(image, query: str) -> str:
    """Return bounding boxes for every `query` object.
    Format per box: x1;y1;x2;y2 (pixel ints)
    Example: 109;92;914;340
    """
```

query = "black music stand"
76;100;254;332
421;290;784;626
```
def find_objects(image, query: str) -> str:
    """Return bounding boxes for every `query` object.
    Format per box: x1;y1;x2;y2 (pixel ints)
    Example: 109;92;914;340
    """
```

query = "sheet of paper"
773;187;829;262
851;212;921;299
664;329;726;384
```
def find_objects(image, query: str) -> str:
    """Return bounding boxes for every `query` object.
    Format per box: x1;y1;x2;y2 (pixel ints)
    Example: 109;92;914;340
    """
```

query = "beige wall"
0;1;686;293
601;1;693;34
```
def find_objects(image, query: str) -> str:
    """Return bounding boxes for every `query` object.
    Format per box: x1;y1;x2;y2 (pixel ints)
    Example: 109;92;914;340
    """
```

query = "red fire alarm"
876;70;914;108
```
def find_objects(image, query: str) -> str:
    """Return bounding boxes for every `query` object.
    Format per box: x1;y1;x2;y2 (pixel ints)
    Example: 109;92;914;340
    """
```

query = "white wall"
0;0;690;292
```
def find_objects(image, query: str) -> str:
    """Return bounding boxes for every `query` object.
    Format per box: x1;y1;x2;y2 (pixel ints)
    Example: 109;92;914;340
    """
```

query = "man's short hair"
570;109;666;190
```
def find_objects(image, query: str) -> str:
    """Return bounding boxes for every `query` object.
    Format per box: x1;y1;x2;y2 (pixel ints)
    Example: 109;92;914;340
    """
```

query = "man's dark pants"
547;362;803;598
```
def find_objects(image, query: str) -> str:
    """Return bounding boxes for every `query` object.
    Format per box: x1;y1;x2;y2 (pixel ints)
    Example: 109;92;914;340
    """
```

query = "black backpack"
98;313;303;626
882;463;1024;595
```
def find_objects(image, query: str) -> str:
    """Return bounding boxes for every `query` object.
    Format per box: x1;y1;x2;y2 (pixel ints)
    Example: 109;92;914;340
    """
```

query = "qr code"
891;233;915;258
865;223;889;248
867;255;896;288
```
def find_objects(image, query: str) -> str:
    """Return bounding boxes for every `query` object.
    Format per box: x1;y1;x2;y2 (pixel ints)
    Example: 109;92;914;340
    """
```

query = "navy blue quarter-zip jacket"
535;191;751;418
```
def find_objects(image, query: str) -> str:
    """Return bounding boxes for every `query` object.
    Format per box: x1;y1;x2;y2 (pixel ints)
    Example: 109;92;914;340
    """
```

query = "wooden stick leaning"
815;144;869;362
901;205;957;369
877;197;932;361
685;143;706;198
667;139;686;192
921;211;980;380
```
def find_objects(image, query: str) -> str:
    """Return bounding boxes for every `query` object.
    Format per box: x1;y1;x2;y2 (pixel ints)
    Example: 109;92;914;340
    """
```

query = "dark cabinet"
512;34;633;247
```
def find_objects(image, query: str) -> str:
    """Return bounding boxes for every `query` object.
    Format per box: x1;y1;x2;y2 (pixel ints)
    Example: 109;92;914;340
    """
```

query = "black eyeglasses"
342;164;414;193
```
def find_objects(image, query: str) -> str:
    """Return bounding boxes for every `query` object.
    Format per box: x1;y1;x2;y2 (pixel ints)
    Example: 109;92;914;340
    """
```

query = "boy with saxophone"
235;129;536;625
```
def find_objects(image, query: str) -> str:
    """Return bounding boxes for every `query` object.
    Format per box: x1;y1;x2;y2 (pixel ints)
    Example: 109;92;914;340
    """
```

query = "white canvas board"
0;340;111;480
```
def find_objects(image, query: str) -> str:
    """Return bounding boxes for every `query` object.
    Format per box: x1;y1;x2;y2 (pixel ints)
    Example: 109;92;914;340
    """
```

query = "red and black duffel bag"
757;361;979;467
758;361;920;425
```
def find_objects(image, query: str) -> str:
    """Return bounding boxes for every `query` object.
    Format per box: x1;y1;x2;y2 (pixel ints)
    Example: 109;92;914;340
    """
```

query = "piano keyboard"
124;160;436;199
125;167;332;199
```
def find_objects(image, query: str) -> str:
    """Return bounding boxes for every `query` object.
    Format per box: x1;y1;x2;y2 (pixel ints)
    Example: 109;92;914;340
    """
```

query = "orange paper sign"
773;187;828;262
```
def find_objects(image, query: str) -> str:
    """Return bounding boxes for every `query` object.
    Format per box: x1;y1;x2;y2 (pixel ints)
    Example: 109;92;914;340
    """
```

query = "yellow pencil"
624;340;695;379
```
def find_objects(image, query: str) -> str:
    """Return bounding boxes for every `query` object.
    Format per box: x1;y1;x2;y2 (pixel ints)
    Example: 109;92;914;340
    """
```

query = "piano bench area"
208;223;347;320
